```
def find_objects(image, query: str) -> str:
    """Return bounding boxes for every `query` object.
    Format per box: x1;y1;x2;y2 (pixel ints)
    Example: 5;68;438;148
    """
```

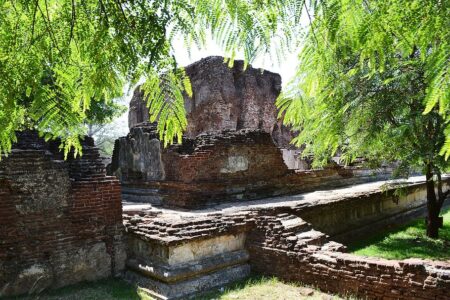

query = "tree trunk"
425;164;440;238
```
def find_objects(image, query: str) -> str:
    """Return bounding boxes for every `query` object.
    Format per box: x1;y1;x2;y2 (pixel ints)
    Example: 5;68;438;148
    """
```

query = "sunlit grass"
8;279;152;300
196;276;348;300
9;276;350;300
348;207;450;260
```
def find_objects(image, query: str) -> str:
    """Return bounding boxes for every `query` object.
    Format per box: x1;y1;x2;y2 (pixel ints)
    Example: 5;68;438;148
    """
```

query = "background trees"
277;0;450;237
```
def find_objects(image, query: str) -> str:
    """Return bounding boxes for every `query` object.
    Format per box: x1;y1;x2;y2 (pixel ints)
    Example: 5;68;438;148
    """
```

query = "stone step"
127;250;249;283
280;216;311;233
295;229;328;247
124;263;250;300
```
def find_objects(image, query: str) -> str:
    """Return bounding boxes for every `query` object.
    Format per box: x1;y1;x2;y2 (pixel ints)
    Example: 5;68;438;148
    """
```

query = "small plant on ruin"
277;0;450;238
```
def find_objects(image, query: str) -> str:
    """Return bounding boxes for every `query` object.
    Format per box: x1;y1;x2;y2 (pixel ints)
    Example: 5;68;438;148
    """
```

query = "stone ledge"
124;264;251;300
127;250;249;283
124;213;254;246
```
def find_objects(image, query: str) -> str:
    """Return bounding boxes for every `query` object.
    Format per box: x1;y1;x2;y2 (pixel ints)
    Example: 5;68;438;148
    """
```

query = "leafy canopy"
278;0;450;169
0;0;302;157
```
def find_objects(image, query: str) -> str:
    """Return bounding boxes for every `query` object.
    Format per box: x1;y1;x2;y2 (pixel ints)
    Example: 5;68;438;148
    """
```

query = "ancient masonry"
128;55;303;169
2;56;450;299
111;57;391;208
121;178;450;299
0;131;125;296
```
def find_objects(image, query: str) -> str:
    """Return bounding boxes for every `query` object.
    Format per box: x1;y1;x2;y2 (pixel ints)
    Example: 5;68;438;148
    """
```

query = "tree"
85;97;127;156
0;0;302;157
277;0;450;237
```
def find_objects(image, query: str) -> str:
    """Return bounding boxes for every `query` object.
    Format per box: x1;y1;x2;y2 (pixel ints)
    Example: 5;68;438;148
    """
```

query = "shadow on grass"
6;278;147;300
347;207;450;260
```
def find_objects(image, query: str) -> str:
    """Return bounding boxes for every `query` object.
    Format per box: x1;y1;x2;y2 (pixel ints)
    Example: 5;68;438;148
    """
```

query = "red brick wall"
249;246;450;300
246;212;450;300
162;130;288;183
0;147;125;297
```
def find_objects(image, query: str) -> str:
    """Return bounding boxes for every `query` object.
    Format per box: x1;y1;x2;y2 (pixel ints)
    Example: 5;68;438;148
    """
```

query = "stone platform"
122;176;450;299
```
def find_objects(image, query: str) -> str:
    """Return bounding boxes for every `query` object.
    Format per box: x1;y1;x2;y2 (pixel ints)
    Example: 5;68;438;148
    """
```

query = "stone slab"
127;250;249;283
124;264;251;300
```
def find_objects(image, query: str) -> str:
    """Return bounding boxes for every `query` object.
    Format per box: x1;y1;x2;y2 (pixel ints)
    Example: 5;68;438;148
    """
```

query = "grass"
8;279;152;300
194;276;347;300
8;276;348;300
348;207;450;260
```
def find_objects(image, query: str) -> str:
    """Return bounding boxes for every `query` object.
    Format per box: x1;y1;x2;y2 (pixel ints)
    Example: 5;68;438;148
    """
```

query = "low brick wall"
245;210;450;299
0;132;126;297
295;179;450;243
249;246;450;300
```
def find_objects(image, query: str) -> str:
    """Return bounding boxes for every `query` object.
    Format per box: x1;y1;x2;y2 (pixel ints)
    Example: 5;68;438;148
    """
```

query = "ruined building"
111;56;389;208
1;57;449;299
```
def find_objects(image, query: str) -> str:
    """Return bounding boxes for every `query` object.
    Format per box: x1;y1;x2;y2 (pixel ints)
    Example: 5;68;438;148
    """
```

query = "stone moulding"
123;213;254;299
0;131;125;298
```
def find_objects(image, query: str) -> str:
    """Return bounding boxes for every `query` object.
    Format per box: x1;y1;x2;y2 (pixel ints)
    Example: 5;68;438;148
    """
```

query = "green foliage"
85;98;127;127
278;0;450;170
349;207;450;260
0;0;302;157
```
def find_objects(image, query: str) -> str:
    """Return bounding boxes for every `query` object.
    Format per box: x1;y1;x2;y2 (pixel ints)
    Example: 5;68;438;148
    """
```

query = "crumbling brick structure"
112;57;391;208
128;56;302;169
111;123;390;208
0;131;125;297
247;211;450;300
121;175;450;300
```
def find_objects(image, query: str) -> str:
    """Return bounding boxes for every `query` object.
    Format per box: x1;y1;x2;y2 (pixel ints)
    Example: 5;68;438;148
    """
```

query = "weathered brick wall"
246;212;450;300
249;246;450;300
114;126;391;208
0;132;125;297
162;129;288;183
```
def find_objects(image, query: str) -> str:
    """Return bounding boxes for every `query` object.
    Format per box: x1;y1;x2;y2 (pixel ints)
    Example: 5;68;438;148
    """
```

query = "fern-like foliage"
278;0;450;170
0;0;303;157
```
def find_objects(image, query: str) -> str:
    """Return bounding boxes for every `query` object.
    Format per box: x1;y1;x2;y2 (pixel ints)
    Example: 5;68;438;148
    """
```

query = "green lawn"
348;207;450;260
195;276;346;300
10;276;348;300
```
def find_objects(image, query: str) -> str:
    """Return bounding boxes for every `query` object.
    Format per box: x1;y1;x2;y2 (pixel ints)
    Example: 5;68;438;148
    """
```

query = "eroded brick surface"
112;126;391;208
123;188;450;300
0;131;125;297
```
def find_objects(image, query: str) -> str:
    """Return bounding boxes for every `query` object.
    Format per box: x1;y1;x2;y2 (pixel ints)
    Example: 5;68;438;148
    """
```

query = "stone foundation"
123;212;253;299
111;125;391;209
0;131;125;297
123;177;450;299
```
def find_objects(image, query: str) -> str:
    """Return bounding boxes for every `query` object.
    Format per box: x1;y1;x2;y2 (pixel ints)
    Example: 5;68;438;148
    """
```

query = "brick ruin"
122;179;450;299
111;57;390;208
128;56;302;169
2;56;450;299
0;131;125;297
111;124;390;208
